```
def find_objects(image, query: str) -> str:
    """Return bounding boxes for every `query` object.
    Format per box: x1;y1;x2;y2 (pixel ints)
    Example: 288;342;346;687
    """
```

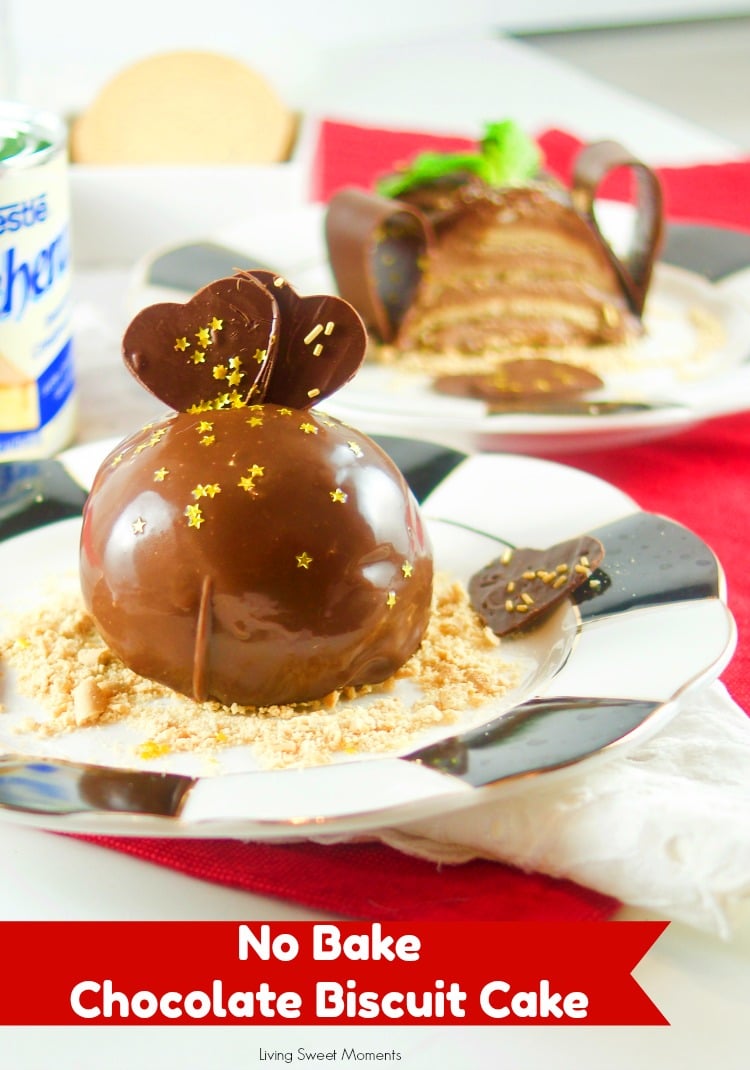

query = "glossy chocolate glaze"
80;407;433;708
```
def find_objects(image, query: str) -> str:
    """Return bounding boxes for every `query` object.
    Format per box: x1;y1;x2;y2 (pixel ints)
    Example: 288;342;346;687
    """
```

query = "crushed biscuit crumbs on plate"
370;295;727;381
0;573;521;771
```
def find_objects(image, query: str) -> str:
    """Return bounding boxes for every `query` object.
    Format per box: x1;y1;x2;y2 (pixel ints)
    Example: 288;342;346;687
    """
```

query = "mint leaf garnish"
376;120;542;198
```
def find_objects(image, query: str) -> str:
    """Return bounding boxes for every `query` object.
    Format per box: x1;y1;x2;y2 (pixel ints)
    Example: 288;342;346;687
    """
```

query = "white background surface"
5;1;750;114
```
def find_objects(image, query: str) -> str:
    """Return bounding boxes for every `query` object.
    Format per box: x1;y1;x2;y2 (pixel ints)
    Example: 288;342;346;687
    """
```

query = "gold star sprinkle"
347;441;364;457
111;453;124;467
386;591;397;608
296;551;313;569
191;350;206;365
228;356;242;370
137;740;171;760
227;369;244;387
330;488;348;504
215;392;231;409
174;337;190;352
401;561;414;578
277;407;292;416
238;475;256;492
210;317;223;331
132;517;146;535
192;483;221;500
196;420;213;433
252;348;267;364
247;416;263;427
153;468;169;482
200;435;215;447
185;504;204;528
300;422;318;435
195;327;211;347
212;365;228;380
249;464;265;478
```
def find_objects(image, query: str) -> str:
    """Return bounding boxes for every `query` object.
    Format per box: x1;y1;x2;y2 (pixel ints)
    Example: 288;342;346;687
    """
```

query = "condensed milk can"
0;102;76;458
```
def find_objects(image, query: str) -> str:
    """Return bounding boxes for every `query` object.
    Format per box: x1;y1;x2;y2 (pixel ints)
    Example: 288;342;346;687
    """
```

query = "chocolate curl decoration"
571;140;664;317
325;187;433;343
122;270;367;413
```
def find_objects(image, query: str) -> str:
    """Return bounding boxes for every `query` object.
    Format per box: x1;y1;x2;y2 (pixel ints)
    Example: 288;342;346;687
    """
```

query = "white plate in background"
128;203;750;454
0;439;735;839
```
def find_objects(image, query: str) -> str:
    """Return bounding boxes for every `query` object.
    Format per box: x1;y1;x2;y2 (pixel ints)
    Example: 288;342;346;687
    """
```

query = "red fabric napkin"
312;118;750;232
89;120;750;922
79;835;616;922
539;128;750;231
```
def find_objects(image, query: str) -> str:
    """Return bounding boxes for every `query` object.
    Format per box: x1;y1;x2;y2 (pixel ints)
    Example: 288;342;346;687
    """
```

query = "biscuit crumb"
72;678;109;725
372;297;726;379
0;574;520;770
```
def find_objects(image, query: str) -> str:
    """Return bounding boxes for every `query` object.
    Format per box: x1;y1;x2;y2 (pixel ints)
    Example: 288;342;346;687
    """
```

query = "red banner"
1;920;668;1026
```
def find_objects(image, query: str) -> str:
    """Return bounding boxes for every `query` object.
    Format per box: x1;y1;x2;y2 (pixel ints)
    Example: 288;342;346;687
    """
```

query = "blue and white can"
0;102;76;458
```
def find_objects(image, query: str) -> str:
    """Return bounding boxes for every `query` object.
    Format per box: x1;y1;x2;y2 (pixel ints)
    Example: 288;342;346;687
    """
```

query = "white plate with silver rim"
129;203;750;455
0;435;736;839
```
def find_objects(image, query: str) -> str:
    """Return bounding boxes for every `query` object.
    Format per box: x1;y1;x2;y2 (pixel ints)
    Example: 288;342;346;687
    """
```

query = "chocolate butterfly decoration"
123;270;367;413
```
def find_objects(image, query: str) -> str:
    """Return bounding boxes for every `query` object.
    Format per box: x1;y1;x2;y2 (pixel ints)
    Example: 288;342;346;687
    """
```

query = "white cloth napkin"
368;683;750;937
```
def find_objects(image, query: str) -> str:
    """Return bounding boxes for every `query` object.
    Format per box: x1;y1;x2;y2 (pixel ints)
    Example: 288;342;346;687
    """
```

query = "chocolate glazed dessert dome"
79;271;433;708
